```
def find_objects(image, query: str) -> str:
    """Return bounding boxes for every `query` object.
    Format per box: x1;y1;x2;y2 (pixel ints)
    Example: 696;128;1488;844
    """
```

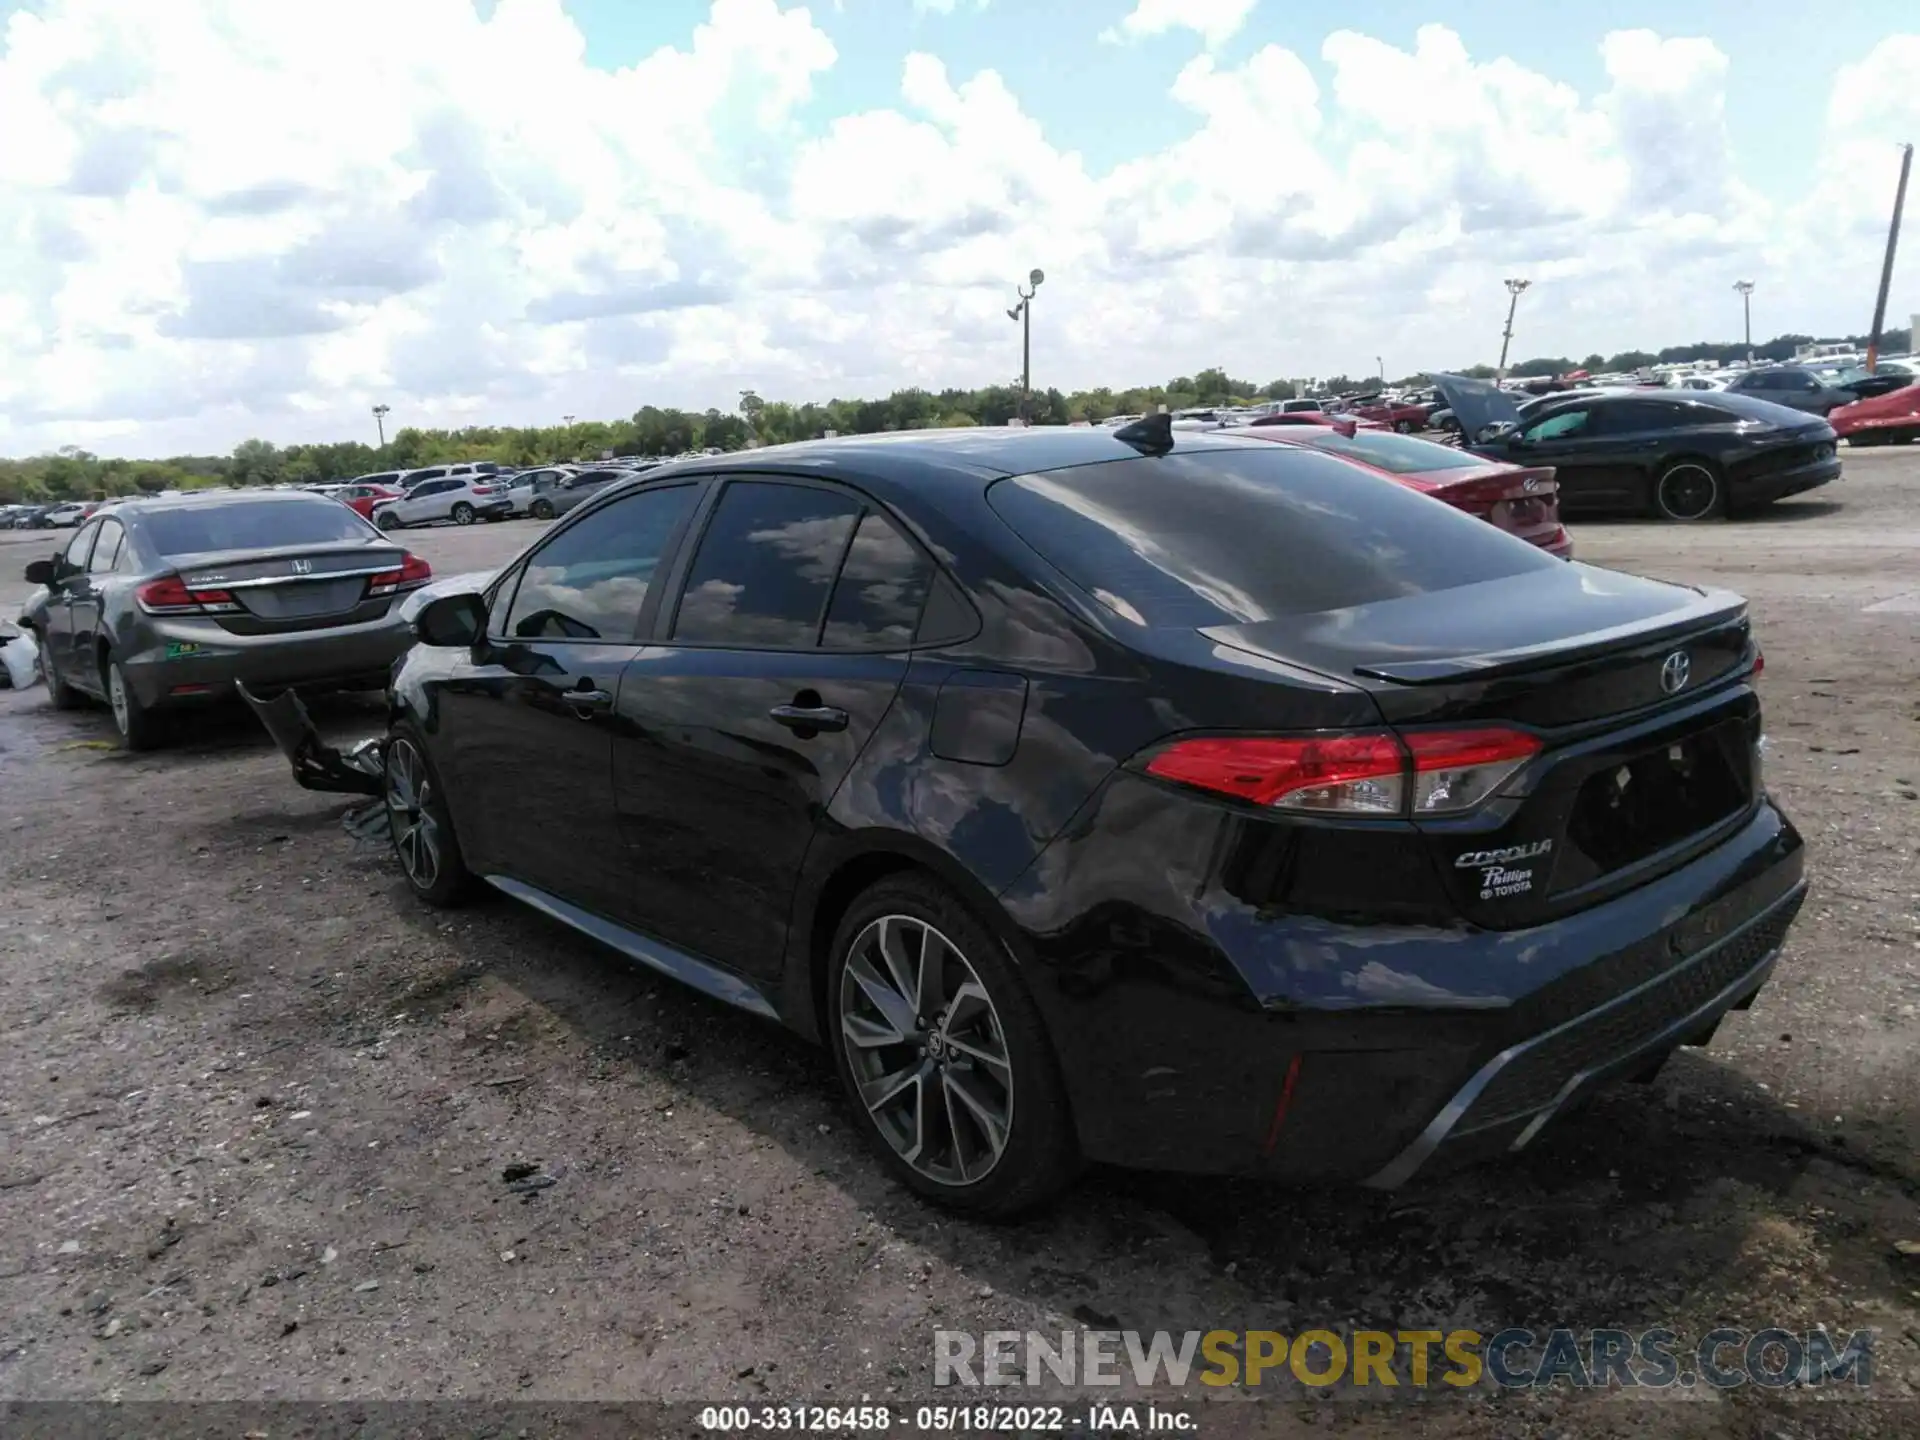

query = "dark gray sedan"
1723;366;1857;416
18;491;432;749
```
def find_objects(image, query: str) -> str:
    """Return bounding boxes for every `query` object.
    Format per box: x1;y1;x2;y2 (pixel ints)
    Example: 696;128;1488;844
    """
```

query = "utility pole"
1007;269;1044;423
1733;281;1754;364
1866;142;1913;373
1496;278;1530;381
372;404;390;449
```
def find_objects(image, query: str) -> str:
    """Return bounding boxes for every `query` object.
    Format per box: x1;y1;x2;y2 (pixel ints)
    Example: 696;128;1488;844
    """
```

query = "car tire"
530;499;555;521
102;649;160;751
826;872;1079;1217
1652;459;1724;523
377;511;402;530
450;502;476;526
36;627;84;710
384;727;477;907
1393;420;1413;433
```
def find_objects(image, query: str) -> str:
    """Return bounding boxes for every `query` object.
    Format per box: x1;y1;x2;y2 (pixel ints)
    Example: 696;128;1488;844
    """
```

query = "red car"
1828;381;1920;447
1240;424;1572;557
1344;397;1431;432
339;481;405;519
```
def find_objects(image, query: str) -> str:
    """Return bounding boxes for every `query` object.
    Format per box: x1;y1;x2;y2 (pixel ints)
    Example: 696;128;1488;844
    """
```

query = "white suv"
372;476;512;529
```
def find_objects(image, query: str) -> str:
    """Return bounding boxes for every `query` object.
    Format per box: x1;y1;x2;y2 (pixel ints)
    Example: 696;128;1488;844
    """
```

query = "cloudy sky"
0;0;1916;457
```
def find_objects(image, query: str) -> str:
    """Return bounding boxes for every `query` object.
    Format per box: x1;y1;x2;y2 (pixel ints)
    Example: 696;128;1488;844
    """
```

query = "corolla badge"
1659;650;1691;695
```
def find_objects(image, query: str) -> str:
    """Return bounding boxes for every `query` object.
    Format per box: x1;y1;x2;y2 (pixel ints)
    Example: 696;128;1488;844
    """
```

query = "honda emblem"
291;559;311;575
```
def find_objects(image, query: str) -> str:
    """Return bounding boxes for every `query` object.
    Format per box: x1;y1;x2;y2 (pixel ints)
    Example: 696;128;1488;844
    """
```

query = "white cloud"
0;2;1915;457
1100;0;1257;52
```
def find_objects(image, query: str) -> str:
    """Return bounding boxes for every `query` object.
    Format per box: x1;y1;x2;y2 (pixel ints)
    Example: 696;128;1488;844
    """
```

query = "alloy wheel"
108;663;130;734
1657;463;1718;522
838;915;1014;1187
385;738;441;890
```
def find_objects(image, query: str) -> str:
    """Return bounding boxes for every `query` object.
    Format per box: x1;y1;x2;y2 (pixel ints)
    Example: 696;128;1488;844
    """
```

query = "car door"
609;477;927;978
69;518;126;664
45;520;101;678
1505;405;1628;513
398;479;451;524
431;481;705;917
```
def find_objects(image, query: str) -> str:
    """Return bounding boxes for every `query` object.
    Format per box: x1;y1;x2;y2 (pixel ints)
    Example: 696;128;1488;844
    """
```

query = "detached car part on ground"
1429;373;1840;522
17;491;433;749
261;424;1804;1217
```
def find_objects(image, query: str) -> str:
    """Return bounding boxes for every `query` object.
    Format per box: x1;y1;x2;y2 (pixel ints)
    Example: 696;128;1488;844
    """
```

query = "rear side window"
987;449;1556;626
89;521;125;572
504;484;697;641
822;511;931;650
138;500;376;558
672;481;861;649
1591;399;1699;434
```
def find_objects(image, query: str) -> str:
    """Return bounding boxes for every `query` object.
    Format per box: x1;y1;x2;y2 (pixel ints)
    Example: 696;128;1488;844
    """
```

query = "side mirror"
24;559;55;585
413;591;488;648
1331;419;1359;438
1476;421;1520;446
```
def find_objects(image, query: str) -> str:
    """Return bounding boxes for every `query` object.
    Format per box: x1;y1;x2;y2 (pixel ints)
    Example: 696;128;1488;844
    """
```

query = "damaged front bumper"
237;681;386;797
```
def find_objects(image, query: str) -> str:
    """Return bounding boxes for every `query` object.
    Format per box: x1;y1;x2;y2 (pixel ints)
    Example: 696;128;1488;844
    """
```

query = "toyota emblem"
1659;650;1691;695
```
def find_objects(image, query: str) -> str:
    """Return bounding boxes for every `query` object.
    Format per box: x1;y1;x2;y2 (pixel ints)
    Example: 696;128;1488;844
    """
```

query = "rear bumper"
475;499;512;519
1735;455;1840;505
1007;789;1805;1183
121;614;413;708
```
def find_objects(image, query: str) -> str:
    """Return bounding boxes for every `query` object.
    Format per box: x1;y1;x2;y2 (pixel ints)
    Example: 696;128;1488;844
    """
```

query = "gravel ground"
1;456;1917;1437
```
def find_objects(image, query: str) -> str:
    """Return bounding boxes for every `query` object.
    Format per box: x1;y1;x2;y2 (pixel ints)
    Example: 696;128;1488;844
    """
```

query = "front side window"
1524;409;1591;441
62;522;99;571
504;484;698;642
672;481;861;649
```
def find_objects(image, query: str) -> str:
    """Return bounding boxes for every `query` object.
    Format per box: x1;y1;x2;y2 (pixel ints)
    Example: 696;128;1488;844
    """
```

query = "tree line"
1;327;1908;503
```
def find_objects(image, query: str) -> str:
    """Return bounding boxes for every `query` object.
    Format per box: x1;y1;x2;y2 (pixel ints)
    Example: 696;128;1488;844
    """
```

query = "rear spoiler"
237;681;386;796
1351;591;1748;685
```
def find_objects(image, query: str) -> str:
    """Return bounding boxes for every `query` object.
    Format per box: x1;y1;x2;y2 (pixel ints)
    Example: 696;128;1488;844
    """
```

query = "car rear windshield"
1283;429;1481;474
139;499;375;557
987;448;1557;626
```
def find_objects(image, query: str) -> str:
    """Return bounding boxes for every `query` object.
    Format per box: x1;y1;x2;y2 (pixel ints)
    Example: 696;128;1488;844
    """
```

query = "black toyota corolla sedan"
382;422;1805;1214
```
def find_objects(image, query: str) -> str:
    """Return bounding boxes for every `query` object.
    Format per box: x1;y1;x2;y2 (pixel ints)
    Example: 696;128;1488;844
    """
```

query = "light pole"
1375;356;1384;385
1866;142;1913;374
1006;268;1044;423
1496;278;1530;381
1733;280;1755;364
372;404;390;449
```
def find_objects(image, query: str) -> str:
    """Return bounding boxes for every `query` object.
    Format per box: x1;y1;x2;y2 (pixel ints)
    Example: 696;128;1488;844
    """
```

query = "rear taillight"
136;576;239;615
1143;727;1542;817
368;553;432;597
1752;646;1764;679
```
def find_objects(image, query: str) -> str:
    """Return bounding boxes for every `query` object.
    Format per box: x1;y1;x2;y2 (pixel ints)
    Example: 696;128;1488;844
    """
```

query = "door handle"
562;687;613;713
769;704;849;733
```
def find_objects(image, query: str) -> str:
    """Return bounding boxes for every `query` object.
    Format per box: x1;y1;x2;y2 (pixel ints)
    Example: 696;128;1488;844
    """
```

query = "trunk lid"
1203;564;1761;927
1420;464;1561;545
172;541;410;633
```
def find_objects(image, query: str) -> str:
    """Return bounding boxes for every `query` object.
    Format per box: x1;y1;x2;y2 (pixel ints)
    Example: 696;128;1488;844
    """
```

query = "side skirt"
483;874;781;1021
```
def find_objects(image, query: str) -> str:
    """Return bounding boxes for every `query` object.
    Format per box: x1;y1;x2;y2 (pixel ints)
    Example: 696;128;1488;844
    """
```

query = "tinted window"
138;499;376;558
987;449;1555;626
505;484;697;641
822;511;932;649
1283;429;1480;474
1591;399;1700;434
89;521;124;572
672;481;860;649
63;522;99;569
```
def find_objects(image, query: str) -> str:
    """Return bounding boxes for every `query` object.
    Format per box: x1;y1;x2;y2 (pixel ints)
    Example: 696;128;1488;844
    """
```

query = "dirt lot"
1;459;1918;1437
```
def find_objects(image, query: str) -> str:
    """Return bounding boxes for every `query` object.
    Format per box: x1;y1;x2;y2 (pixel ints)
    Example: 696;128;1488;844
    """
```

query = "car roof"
637;425;1281;492
84;489;340;519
